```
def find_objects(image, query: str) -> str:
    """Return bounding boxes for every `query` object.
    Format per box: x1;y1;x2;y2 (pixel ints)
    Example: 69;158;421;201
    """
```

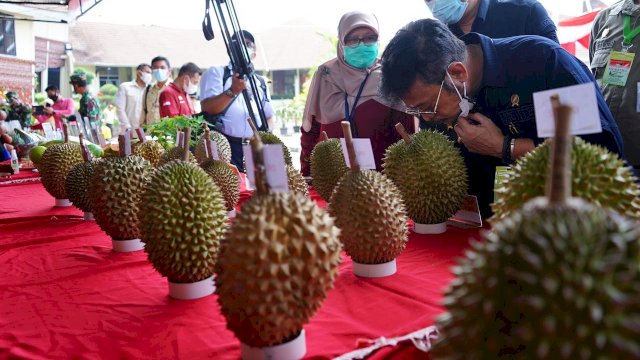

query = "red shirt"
158;82;194;118
300;99;415;176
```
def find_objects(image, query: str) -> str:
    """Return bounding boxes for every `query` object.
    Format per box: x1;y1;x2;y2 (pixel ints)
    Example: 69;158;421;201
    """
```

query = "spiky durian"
65;159;100;213
216;192;341;348
329;170;408;264
132;140;165;167
158;146;197;167
40;142;83;200
383;130;468;225
258;131;292;166
286;165;308;196
90;156;152;240
194;132;232;164
491;137;640;223
201;158;240;211
140;161;227;283
310;138;348;200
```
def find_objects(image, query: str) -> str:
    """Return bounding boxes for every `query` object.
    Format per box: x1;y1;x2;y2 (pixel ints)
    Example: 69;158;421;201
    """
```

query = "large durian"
140;136;227;284
216;131;341;351
194;130;231;164
258;131;292;166
310;132;349;200
491;137;640;223
383;126;468;226
199;128;240;212
64;135;99;214
286;164;308;196
433;99;640;359
90;137;153;240
131;130;165;167
40;136;83;201
158;146;196;167
329;122;408;265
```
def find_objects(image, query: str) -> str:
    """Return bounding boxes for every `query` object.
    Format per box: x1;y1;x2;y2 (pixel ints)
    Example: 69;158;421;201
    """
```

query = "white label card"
207;139;219;160
262;144;289;193
340;138;376;170
243;143;254;190
533;83;602;138
42;123;54;140
176;131;183;147
447;195;483;229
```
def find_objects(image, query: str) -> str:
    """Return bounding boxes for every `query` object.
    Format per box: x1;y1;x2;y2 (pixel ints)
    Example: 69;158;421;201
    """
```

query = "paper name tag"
42;123;54;140
243;143;254;190
447;195;482;229
262;144;289;193
123;133;131;155
533;83;602;138
340;138;376;170
204;139;219;160
176;131;183;147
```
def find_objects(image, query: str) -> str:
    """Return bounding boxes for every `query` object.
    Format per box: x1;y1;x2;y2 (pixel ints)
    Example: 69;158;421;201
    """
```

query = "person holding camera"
33;85;75;130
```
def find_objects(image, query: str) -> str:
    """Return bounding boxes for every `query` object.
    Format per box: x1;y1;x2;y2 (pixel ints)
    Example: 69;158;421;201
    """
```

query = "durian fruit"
383;126;468;227
258;131;292;166
64;135;99;216
158;146;196;167
194;130;231;164
39;134;83;202
433;99;640;359
102;146;120;158
131;130;165;167
140;160;227;284
90;136;153;241
286;164;309;196
329;122;408;266
200;128;240;212
216;131;341;351
491;137;640;223
310;132;349;201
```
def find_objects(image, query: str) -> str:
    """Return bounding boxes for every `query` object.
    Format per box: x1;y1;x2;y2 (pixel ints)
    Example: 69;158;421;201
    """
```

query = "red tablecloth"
0;177;482;359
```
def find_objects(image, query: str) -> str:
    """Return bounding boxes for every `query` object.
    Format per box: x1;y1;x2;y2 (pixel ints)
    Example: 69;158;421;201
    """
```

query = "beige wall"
33;22;69;43
14;20;35;61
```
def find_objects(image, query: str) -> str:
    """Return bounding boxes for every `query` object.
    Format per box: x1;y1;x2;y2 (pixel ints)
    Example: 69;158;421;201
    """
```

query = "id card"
603;51;635;86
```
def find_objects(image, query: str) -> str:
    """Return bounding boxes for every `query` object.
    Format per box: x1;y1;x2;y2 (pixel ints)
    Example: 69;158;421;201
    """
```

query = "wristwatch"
224;89;235;98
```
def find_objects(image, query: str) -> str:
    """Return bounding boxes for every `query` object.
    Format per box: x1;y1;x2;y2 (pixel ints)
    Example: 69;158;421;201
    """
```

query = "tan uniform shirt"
590;0;640;165
140;81;170;126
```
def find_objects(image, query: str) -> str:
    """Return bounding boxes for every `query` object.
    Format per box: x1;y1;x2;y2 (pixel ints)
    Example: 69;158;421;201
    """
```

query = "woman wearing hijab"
300;11;414;176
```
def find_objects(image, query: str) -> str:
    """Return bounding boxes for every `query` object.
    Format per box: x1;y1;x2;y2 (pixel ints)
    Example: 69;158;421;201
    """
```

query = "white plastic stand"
168;276;215;300
112;238;145;252
227;209;237;219
55;198;72;207
414;222;447;234
352;259;397;278
241;329;306;360
83;212;94;221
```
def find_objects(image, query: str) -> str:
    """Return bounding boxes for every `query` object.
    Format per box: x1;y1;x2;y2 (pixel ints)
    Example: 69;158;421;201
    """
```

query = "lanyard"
344;71;371;138
623;15;640;46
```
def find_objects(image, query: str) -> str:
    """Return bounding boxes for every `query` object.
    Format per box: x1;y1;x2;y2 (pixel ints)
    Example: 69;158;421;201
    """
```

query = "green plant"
72;67;96;86
143;115;205;150
34;92;46;105
98;83;118;109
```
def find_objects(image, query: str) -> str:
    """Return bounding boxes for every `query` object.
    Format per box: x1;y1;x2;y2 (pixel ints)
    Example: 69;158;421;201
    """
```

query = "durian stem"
547;95;573;205
322;131;329;142
118;135;127;157
204;126;213;160
63;123;69;144
129;129;135;140
182;127;191;162
341;121;359;173
79;133;91;162
247;117;260;139
135;128;146;142
395;123;412;144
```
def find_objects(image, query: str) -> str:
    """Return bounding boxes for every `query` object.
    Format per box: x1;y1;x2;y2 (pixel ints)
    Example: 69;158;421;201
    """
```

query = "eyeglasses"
405;79;444;118
343;35;379;48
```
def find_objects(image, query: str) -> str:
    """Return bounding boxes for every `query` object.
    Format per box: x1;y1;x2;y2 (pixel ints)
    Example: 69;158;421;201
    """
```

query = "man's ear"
447;62;468;83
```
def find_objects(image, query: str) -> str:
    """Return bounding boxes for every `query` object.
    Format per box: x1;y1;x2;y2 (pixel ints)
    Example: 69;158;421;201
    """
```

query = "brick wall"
0;56;34;104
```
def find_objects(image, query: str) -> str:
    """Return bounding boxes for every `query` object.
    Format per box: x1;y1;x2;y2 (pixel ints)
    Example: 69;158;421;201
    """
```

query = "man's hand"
230;73;247;96
454;112;504;158
43;107;54;115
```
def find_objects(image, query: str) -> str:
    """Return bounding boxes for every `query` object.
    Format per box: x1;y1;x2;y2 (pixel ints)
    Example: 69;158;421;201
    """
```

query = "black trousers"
225;134;246;173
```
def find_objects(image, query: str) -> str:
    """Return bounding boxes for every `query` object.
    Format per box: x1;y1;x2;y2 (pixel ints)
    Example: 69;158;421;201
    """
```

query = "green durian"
383;130;468;225
258;131;292;166
201;158;240;211
158;146;197;167
40;142;83;200
194;132;232;164
141;161;227;283
132;140;165;167
65;159;100;213
310;138;348;200
491;137;640;223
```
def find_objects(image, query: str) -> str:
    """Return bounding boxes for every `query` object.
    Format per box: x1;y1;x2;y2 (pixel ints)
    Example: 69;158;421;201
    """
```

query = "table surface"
0;170;483;359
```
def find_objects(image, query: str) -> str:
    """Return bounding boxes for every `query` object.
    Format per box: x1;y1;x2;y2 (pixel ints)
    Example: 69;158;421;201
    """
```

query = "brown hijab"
302;11;398;132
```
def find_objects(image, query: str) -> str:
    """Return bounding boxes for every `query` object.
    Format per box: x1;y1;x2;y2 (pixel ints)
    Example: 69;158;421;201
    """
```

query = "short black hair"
136;63;151;71
178;62;202;78
45;85;59;92
151;56;171;69
231;30;255;45
380;19;466;103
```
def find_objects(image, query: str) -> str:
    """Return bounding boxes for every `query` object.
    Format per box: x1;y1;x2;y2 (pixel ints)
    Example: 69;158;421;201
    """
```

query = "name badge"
603;51;635;86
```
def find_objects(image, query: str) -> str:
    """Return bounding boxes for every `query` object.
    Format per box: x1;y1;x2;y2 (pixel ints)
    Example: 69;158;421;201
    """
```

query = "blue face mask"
427;0;468;24
152;68;169;82
343;43;379;69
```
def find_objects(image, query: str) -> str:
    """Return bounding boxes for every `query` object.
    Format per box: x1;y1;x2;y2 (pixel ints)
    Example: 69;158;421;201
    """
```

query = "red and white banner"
557;9;602;54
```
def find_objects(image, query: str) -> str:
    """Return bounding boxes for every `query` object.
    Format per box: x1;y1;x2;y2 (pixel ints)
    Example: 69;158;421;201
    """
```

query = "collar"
168;82;186;95
475;0;490;23
460;32;505;87
611;0;640;16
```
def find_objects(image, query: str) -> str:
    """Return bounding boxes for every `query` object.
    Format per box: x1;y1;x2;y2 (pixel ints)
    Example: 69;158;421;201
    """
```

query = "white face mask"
247;47;256;59
140;72;152;85
446;70;474;117
152;68;169;82
184;79;198;95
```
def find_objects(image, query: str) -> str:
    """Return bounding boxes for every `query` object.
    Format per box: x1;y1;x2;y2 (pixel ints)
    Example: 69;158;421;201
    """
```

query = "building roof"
69;20;334;71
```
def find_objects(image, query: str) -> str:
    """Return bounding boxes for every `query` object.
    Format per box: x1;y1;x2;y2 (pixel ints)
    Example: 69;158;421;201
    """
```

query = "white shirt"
200;65;274;138
115;80;146;132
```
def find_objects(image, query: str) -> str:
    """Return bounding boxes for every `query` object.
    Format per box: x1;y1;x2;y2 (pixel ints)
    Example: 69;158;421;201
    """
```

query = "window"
96;66;119;87
0;14;16;56
271;70;295;100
